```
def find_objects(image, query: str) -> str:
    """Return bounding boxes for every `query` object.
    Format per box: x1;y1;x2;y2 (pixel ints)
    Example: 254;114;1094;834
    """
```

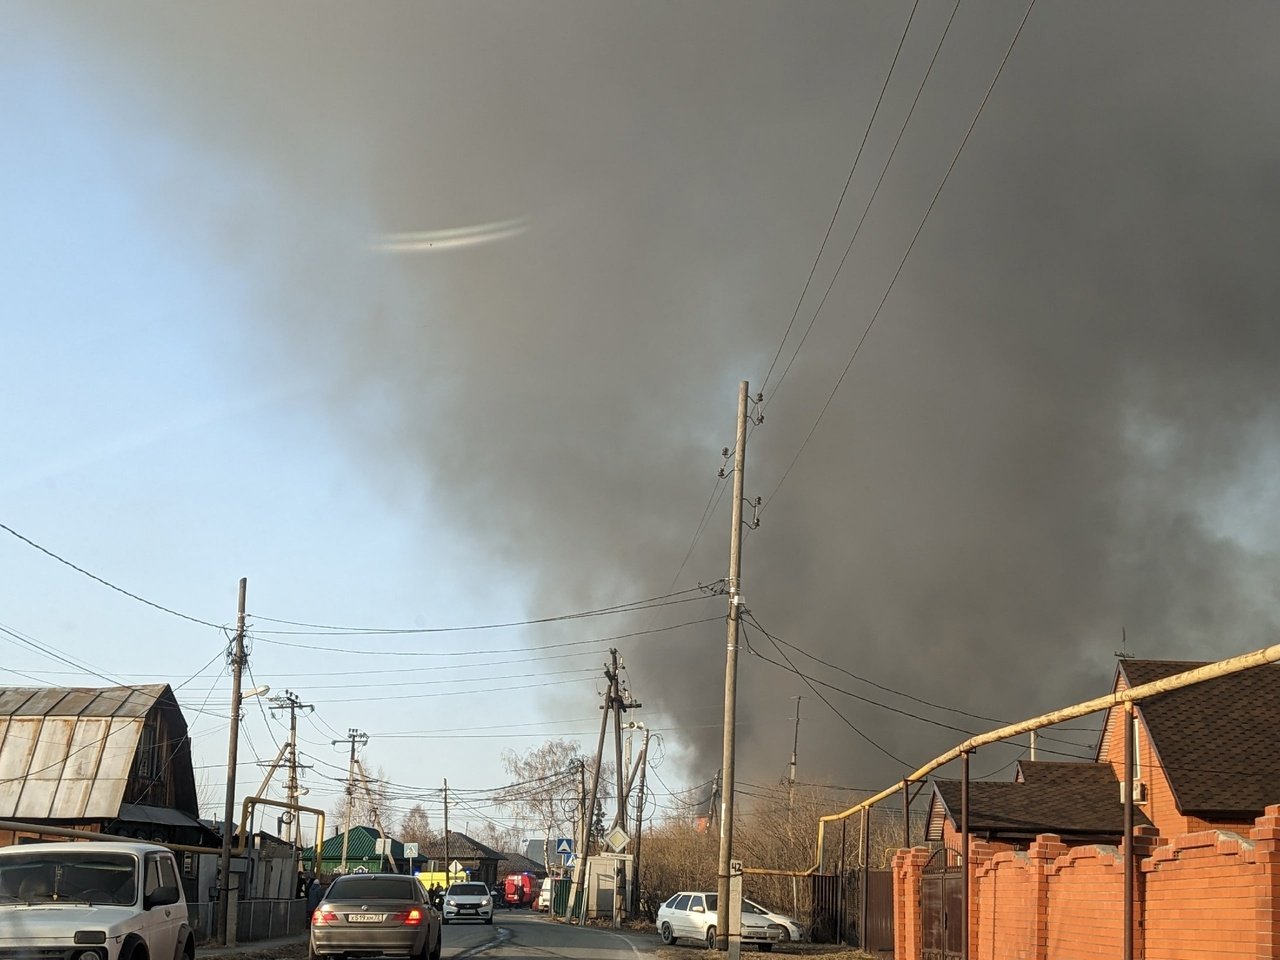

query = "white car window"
672;894;691;911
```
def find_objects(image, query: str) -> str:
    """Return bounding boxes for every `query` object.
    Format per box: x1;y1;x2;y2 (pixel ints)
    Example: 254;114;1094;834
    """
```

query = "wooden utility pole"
443;778;450;880
217;577;247;946
334;729;367;873
716;380;750;952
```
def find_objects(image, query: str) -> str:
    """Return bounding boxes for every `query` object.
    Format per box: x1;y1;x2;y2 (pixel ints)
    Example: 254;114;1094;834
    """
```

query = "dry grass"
654;947;873;959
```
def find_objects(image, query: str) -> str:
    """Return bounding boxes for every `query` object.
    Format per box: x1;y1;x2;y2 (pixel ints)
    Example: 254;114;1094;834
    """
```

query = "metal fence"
190;899;310;944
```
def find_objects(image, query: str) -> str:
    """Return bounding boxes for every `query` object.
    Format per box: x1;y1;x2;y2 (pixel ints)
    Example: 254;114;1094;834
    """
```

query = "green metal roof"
303;826;405;861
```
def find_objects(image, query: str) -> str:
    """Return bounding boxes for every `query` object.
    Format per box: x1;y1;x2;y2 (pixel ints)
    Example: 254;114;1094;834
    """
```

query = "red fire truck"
503;872;539;907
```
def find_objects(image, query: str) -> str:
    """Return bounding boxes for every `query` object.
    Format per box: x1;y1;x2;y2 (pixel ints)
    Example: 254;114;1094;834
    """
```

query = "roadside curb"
199;934;307;957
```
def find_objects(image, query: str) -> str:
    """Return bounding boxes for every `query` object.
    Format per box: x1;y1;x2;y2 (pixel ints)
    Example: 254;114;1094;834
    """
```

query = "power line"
741;620;909;767
0;521;224;628
761;0;964;417
744;612;1098;746
758;0;924;396
253;615;724;657
248;586;717;636
763;0;1039;510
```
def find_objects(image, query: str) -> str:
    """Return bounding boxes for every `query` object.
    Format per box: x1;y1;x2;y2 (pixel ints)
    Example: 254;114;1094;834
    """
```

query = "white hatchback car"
657;891;783;951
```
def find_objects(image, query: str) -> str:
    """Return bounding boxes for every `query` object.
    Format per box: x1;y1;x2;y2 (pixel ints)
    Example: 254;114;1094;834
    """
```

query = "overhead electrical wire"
742;620;908;768
254;615;724;657
762;0;964;416
0;521;224;629
743;612;1096;747
758;0;924;397
249;586;718;636
763;0;1039;510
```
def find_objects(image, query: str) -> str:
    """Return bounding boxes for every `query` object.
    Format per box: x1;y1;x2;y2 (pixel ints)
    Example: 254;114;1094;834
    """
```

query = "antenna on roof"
1114;626;1134;660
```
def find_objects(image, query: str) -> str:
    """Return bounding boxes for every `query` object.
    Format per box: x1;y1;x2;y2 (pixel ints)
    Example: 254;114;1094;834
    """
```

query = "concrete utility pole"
269;690;313;845
334;729;367;873
442;778;450;879
217;577;247;946
355;760;397;872
630;727;651;916
788;696;802;811
716;381;750;952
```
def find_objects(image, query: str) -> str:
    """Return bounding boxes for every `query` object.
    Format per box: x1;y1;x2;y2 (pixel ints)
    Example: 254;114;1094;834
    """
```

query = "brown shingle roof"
929;761;1149;839
416;832;504;862
1120;659;1280;816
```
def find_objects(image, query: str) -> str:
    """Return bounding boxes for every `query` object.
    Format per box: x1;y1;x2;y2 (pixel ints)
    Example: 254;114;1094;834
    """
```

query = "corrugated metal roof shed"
0;684;170;820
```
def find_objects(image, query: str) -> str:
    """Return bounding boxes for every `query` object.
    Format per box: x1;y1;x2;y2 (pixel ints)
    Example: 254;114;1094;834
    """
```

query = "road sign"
556;837;573;855
604;825;630;852
562;852;576;868
404;843;419;859
450;859;463;874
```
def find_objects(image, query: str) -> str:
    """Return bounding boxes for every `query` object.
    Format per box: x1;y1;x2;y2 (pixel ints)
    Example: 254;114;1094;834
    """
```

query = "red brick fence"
893;804;1280;959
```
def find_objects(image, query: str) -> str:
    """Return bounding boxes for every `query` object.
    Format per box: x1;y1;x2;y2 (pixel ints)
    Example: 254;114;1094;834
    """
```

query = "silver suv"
0;841;194;960
442;882;493;924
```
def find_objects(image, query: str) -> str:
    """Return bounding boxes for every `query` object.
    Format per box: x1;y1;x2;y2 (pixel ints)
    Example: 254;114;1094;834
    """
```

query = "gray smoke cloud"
18;0;1280;790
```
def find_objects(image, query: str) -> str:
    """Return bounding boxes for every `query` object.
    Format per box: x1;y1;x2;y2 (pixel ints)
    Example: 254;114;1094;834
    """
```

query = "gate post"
893;847;930;960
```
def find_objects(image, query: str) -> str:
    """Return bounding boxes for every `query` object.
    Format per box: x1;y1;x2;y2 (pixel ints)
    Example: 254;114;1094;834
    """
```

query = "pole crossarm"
793;641;1280;875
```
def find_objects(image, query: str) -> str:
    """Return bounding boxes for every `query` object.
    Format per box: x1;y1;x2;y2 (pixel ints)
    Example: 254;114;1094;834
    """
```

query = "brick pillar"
1250;803;1280;957
894;846;931;960
1027;834;1067;960
967;841;996;960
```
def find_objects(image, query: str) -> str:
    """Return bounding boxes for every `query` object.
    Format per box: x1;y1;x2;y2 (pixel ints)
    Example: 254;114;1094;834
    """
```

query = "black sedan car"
310;874;442;960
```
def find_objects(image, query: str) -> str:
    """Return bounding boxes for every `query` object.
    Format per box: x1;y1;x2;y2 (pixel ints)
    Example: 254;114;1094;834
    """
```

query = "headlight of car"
481;898;490;906
446;899;457;906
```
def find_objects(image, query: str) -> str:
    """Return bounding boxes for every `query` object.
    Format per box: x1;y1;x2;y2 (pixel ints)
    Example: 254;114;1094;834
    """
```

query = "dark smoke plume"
19;0;1280;791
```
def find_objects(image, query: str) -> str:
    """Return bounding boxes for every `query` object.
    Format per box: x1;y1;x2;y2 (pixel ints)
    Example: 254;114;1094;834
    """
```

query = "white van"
536;877;552;911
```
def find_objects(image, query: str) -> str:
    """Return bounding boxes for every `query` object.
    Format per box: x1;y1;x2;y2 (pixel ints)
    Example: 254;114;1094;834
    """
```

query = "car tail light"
313;910;338;925
401;908;423;926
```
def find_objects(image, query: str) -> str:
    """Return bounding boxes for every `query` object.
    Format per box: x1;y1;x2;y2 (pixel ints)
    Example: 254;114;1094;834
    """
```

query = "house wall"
892;807;1280;960
1098;687;1254;840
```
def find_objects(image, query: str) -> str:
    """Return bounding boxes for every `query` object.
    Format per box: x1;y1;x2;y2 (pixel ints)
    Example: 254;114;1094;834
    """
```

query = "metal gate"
864;869;895;953
809;873;843;943
920;849;963;960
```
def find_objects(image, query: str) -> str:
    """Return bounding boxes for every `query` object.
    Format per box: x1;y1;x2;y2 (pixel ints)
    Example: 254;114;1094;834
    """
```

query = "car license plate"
460;906;476;912
348;914;385;923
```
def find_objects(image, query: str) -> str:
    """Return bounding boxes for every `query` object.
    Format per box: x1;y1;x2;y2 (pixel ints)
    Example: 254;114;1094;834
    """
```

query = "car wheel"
705;925;717;950
119;937;149;960
660;922;676;945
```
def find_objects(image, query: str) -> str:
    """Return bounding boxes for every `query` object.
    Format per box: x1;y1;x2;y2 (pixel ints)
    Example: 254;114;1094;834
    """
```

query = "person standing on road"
307;875;329;914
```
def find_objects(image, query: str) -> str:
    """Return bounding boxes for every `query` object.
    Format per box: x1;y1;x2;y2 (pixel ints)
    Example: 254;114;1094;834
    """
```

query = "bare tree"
496;739;614;856
399;803;435;846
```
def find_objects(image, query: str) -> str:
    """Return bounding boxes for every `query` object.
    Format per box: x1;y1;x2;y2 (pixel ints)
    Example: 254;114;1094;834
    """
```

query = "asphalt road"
439;911;656;959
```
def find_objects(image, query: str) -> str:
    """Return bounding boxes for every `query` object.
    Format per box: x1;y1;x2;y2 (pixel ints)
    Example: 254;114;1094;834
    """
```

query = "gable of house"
0;683;199;821
1095;659;1280;832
